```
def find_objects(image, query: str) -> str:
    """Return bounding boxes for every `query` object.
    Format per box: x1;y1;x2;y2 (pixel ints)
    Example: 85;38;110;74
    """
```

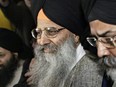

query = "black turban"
31;0;98;52
0;28;31;59
31;0;97;42
88;0;116;25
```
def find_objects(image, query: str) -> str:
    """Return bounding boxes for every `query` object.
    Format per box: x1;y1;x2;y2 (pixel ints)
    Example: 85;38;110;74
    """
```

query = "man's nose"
37;32;51;45
97;42;110;57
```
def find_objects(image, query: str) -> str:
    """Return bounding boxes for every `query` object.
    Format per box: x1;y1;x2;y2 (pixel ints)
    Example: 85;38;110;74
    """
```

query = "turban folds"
0;28;31;59
31;0;93;42
31;0;97;51
88;0;116;25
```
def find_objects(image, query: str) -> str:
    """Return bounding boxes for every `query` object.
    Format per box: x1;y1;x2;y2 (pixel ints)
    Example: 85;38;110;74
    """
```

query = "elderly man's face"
0;47;13;70
89;20;116;67
31;10;78;54
36;19;75;53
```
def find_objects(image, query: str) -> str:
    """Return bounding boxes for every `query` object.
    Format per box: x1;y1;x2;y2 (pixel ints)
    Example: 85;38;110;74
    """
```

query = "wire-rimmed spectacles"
86;36;116;48
31;27;65;39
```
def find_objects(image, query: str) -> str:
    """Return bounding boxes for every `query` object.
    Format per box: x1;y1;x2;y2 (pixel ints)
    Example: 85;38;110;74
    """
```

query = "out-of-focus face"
0;47;18;87
0;47;12;70
89;20;116;67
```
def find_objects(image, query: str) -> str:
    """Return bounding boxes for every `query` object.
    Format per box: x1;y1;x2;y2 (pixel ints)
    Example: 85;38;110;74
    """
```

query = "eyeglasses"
31;27;65;39
86;36;116;48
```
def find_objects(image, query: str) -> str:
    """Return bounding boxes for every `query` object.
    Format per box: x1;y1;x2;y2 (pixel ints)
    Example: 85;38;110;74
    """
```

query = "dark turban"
31;0;97;42
88;0;116;25
31;0;97;52
0;28;31;59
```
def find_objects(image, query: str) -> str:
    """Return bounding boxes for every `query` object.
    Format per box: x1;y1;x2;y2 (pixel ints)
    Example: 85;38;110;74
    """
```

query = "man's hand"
0;0;9;7
25;70;33;85
25;58;36;85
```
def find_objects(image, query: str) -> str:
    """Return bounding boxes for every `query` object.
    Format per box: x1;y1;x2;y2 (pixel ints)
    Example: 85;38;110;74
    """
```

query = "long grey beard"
30;36;76;87
107;69;116;87
107;68;116;81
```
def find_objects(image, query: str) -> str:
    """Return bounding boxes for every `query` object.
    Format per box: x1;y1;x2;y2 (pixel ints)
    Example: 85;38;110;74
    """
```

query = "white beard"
106;68;116;87
107;68;116;81
30;36;77;87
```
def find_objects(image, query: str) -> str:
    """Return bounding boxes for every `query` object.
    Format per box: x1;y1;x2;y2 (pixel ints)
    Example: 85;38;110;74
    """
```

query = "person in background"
0;1;35;86
87;0;116;87
0;9;15;31
25;7;104;87
0;0;36;48
0;28;29;87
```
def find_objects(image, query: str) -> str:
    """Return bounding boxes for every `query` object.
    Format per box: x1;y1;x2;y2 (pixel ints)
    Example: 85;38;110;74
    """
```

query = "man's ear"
73;34;79;43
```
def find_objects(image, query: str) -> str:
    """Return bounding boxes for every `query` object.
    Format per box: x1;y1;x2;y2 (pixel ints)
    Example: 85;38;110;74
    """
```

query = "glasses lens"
31;29;37;38
32;27;64;39
114;36;116;45
45;27;60;38
31;28;41;39
100;37;115;48
87;37;97;47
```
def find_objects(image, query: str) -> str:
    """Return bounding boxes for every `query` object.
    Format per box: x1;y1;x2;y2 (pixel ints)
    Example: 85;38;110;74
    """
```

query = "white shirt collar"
76;43;86;63
70;43;86;70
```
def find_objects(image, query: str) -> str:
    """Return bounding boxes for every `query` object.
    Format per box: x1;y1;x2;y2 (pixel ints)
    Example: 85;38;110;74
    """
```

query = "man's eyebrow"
97;30;113;37
0;52;3;55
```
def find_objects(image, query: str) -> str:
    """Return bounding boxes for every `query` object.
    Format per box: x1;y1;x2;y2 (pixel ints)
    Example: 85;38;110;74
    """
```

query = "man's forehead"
37;10;63;28
90;20;116;36
37;19;63;28
37;9;50;20
91;28;116;37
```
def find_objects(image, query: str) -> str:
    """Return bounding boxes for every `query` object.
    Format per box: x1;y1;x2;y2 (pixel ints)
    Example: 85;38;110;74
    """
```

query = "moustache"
35;44;58;52
99;56;116;67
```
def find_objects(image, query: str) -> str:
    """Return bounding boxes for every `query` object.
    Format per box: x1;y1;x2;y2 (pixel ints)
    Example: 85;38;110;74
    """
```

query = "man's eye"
36;30;42;35
0;54;5;58
101;38;114;46
102;38;110;43
114;36;116;42
114;39;116;43
47;30;58;35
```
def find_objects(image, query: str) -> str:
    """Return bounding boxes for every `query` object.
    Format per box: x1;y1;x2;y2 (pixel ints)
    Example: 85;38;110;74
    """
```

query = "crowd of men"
0;0;116;87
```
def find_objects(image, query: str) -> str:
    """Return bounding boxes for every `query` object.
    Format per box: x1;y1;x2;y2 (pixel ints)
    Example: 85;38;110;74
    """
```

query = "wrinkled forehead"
37;9;63;28
89;20;116;36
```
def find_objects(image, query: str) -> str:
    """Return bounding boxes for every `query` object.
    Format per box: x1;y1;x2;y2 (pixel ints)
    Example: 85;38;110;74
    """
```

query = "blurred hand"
25;58;36;85
25;70;33;85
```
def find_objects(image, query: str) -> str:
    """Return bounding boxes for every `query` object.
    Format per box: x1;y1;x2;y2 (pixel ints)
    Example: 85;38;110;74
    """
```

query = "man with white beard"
87;0;116;87
25;9;104;87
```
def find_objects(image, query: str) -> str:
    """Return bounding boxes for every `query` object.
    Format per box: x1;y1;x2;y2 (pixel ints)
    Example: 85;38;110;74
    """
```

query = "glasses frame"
86;36;116;48
31;27;65;39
